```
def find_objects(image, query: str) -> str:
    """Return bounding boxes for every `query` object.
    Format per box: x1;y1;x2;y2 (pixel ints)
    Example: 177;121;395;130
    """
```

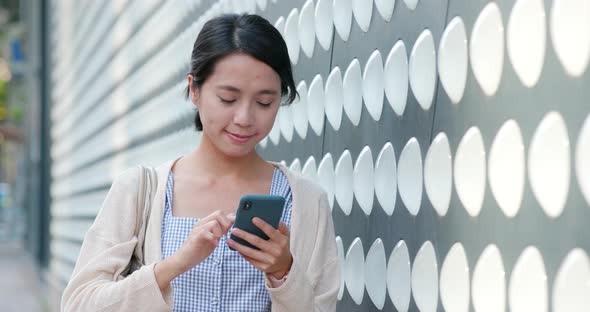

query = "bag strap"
134;165;157;265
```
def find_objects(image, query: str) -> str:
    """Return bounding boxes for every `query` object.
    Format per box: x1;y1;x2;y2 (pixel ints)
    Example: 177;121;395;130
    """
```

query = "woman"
61;14;339;312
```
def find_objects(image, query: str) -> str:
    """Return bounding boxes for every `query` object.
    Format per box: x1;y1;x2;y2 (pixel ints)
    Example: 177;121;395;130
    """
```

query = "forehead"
207;53;281;90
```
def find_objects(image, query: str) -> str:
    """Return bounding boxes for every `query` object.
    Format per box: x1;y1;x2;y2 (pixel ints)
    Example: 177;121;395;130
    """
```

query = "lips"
225;130;255;143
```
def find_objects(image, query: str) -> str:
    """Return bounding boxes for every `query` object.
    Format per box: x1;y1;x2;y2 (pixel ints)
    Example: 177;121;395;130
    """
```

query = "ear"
187;74;200;109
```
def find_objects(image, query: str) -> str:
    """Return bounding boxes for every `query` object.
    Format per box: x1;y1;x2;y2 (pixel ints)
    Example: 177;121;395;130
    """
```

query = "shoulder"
281;168;329;213
291;173;326;200
275;165;323;197
110;158;176;192
110;166;142;191
271;161;330;212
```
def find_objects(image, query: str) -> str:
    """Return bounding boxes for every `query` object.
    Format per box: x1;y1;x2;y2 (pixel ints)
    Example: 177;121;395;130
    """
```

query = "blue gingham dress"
161;168;293;312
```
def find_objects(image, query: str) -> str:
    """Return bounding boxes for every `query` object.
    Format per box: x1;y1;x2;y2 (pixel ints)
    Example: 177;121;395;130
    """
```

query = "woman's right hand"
174;210;235;271
154;210;234;290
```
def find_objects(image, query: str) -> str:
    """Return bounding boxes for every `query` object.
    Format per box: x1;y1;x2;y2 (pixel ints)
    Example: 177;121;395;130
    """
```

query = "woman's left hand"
227;218;292;279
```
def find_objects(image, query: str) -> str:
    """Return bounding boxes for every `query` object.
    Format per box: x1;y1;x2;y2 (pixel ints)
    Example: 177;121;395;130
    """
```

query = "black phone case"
229;195;286;250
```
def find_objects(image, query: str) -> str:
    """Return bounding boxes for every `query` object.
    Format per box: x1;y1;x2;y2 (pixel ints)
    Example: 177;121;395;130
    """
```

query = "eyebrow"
216;85;278;95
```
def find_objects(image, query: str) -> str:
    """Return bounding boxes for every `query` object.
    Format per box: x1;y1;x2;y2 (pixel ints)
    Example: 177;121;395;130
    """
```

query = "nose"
233;101;254;127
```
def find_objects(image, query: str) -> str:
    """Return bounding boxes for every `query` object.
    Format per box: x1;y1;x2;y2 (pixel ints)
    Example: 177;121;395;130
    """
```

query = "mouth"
225;130;256;143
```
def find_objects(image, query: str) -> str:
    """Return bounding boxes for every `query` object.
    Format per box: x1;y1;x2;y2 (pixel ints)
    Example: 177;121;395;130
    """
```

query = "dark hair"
185;14;297;131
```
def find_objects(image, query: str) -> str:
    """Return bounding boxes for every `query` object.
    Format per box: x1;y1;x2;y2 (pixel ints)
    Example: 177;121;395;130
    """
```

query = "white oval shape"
285;9;301;64
343;59;363;126
274;16;286;36
354;146;375;215
507;0;546;87
553;249;590;312
307;74;326;136
345;237;366;305
293;81;309;139
268;114;281;145
363;50;385;121
387;240;411;312
325;67;344;130
335;150;354;215
438;17;468;104
489;119;525;218
365;238;387;309
470;2;505;96
472;244;506;312
424;132;452;217
352;0;373;32
259;136;268;148
317;153;336;210
577;114;590;206
374;142;397;215
289;158;302;172
529;111;570;218
440;243;470;312
550;0;590;77
509;246;548;312
404;0;418;10
315;0;334;50
454;127;486;217
336;237;346;300
412;241;439;312
409;29;437;110
375;0;395;22
299;0;316;58
384;40;409;116
333;0;353;41
279;105;294;142
302;156;318;180
398;138;423;216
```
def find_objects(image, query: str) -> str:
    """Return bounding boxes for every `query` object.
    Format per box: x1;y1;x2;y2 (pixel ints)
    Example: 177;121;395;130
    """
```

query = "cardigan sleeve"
265;191;340;312
60;167;173;312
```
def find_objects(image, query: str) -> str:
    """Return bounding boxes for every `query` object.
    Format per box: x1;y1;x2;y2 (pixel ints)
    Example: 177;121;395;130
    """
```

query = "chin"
220;143;258;159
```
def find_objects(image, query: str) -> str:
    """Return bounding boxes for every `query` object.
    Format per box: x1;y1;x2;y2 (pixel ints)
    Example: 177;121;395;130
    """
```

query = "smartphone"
229;194;286;251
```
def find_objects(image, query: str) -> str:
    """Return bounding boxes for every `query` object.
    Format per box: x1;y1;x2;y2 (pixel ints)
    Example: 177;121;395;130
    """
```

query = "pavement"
0;240;48;312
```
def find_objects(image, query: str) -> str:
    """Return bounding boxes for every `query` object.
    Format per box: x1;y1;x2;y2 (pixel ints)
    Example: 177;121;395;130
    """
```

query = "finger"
196;210;223;226
195;211;234;235
252;217;281;241
202;220;224;238
278;222;290;236
226;213;236;224
204;231;219;246
230;227;273;251
241;255;268;272
215;212;233;232
227;238;271;264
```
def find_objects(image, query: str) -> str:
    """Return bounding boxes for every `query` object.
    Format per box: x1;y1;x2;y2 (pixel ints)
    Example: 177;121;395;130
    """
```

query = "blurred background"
0;0;44;310
2;0;590;311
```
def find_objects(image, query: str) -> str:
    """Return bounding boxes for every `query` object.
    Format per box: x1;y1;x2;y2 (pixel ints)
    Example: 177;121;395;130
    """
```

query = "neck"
186;131;267;178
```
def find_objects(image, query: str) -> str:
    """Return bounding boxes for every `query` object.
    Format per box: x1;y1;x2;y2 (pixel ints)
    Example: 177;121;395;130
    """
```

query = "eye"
257;101;272;107
218;96;236;104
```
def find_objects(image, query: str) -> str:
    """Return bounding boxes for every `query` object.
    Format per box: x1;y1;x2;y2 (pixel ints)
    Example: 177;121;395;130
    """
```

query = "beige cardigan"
61;158;340;312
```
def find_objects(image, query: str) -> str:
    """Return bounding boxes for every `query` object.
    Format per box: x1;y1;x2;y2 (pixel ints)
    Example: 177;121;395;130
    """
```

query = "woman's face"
189;53;282;158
